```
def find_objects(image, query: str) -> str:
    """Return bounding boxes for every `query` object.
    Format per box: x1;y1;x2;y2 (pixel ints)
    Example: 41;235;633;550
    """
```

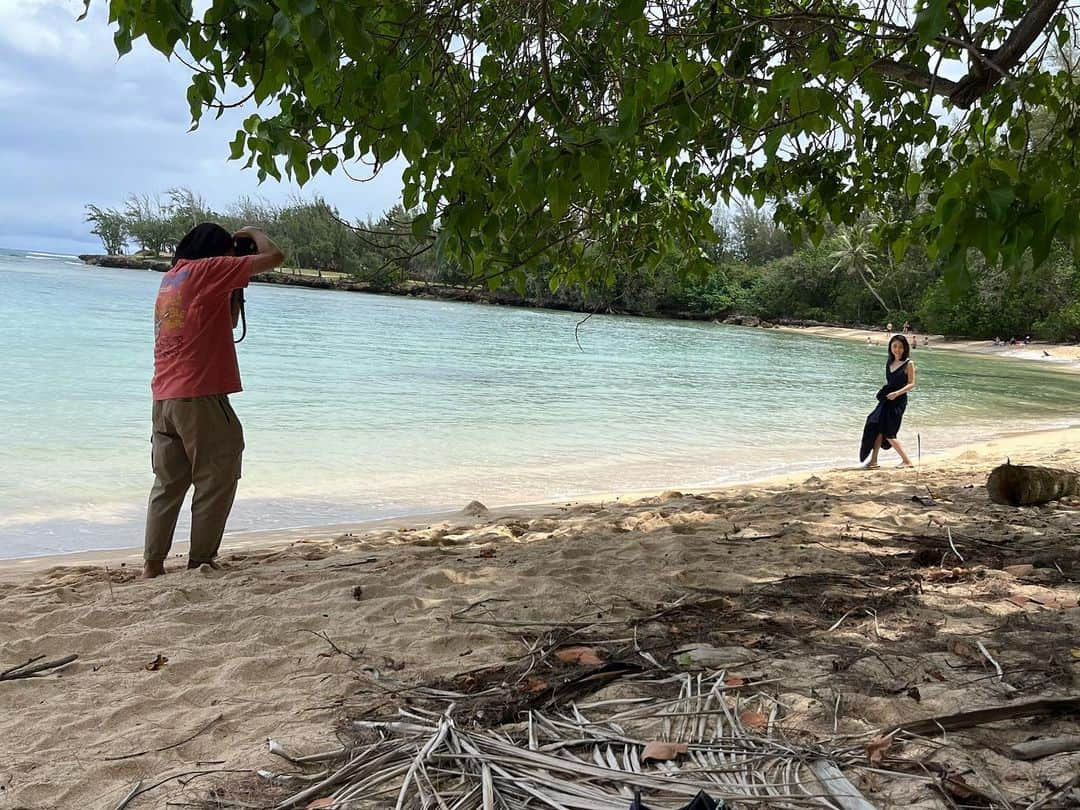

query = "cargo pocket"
151;431;190;485
215;397;245;480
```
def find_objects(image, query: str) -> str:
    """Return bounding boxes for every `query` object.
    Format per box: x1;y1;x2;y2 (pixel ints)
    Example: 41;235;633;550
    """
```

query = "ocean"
2;247;1078;559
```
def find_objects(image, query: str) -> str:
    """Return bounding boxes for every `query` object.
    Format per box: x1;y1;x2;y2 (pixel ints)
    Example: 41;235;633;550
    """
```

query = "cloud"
0;0;404;252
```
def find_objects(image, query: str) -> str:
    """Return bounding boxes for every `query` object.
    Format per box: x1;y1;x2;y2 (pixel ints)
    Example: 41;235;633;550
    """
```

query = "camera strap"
234;294;247;343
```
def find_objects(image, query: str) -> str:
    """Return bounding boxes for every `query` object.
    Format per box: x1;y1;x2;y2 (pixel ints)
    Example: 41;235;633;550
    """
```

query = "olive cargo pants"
144;395;244;564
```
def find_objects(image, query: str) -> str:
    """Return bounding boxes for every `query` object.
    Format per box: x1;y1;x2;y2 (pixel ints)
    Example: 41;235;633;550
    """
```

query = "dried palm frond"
273;673;876;810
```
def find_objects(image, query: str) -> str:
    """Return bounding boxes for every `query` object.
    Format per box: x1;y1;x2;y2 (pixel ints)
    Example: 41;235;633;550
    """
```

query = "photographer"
143;223;284;579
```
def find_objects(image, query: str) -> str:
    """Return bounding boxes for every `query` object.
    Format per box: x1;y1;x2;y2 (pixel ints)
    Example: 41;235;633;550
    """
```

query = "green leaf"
905;172;922;198
580;152;611;195
114;27;133;57
914;0;949;43
549;177;570;220
229;131;246;160
985;186;1014;219
614;0;645;23
412;210;433;239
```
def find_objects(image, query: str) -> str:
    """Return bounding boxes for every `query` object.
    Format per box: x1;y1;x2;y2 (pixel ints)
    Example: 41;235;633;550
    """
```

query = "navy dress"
859;359;909;462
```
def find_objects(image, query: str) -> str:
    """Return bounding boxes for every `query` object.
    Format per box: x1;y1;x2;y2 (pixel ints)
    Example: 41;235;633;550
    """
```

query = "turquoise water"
2;247;1079;559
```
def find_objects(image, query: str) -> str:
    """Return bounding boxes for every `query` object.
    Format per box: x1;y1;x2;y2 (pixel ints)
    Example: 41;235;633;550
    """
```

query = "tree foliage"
84;204;127;255
87;0;1080;287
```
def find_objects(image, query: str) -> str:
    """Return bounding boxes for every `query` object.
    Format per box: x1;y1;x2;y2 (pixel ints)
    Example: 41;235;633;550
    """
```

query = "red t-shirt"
151;255;255;401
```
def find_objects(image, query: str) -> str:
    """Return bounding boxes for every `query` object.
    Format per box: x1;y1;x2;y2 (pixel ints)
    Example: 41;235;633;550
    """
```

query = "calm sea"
2;247;1078;559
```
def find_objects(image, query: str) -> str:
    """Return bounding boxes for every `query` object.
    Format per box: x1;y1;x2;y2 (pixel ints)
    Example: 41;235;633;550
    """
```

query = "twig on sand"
298;629;364;661
0;654;78;681
946;526;964;563
326;556;380;569
103;714;224;761
113;780;142;810
1024;773;1080;810
112;769;250;809
450;597;509;619
974;641;1003;681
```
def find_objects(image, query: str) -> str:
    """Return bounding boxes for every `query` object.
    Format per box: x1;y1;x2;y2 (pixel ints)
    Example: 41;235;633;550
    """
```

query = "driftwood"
0;654;78;681
986;462;1080;506
1009;735;1080;761
882;696;1080;737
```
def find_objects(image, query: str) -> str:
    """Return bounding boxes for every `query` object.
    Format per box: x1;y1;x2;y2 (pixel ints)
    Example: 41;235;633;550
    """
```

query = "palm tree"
830;227;891;314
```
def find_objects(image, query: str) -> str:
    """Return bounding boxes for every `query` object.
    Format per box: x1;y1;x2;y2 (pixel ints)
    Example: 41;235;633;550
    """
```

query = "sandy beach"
2;426;1078;808
776;324;1080;371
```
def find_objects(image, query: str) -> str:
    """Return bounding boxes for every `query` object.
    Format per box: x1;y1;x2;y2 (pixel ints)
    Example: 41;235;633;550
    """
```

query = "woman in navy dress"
860;334;917;468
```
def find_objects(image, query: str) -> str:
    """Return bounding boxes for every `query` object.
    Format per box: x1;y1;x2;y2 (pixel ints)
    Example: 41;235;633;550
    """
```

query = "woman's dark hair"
888;334;911;362
172;222;234;266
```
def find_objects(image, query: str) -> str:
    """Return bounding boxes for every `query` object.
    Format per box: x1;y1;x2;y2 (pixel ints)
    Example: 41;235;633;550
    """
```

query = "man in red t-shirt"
144;223;284;578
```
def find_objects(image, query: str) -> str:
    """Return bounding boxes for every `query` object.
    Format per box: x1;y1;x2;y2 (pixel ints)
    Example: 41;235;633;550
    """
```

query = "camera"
233;235;258;256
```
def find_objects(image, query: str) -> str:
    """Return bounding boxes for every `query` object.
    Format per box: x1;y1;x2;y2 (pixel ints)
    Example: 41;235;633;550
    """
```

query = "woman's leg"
889;436;913;467
867;434;883;467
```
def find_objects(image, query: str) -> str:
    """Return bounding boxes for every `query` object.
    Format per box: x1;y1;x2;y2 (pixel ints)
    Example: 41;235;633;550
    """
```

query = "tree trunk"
986;462;1080;506
857;268;890;314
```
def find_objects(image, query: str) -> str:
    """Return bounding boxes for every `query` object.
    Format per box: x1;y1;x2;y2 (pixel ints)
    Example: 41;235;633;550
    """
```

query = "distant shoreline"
77;253;614;314
77;254;1080;368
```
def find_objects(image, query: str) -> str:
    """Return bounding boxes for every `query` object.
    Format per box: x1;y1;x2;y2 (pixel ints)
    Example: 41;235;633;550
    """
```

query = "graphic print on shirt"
154;268;191;358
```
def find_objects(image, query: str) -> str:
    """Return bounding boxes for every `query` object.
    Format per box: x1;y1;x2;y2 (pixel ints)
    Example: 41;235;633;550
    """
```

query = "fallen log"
986;462;1080;506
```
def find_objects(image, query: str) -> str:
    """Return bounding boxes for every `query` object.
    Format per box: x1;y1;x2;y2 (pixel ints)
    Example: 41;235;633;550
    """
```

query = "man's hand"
233;227;285;273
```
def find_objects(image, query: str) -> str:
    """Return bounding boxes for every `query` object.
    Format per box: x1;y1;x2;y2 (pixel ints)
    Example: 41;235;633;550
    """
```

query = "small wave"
27;251;77;258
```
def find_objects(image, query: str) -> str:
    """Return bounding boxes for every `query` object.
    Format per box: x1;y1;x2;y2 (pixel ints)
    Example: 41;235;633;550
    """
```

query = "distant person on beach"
143;223;284;579
886;322;893;333
859;334;916;469
902;321;910;332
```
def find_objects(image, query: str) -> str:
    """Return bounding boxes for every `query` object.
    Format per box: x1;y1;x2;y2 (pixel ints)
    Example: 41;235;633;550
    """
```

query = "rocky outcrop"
79;254;171;272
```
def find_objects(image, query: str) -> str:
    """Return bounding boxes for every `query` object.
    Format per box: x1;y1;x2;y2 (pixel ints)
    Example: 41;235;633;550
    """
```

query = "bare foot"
865;462;880;469
896;461;913;468
142;561;166;579
187;558;221;571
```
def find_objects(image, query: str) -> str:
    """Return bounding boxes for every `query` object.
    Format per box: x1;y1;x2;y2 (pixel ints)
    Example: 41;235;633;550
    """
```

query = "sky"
0;0;404;254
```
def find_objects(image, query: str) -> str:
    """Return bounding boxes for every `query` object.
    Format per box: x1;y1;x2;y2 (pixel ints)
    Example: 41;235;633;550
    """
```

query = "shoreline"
5;422;1077;578
776;323;1080;371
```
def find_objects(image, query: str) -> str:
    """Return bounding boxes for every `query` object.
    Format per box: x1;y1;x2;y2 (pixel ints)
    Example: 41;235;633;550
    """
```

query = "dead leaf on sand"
524;676;548;693
144;654;168;671
739;710;768;730
641;741;689;762
865;735;893;765
306;799;335;809
554;646;604;666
